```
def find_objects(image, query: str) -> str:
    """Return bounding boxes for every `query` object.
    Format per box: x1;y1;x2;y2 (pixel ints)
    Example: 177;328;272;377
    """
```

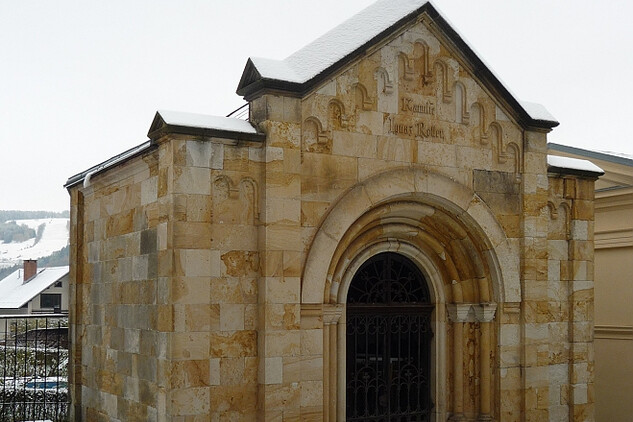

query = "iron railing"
0;314;69;422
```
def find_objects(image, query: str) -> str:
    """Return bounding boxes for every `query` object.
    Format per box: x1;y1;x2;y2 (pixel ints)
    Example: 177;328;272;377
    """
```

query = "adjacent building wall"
548;145;633;421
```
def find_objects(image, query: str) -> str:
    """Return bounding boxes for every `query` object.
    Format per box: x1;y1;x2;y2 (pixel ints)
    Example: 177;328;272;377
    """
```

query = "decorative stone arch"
488;121;506;163
470;101;488;144
453;81;470;125
351;82;373;111
374;66;393;94
433;59;453;103
505;141;523;178
398;51;415;81
302;116;330;153
302;166;519;304
328;98;348;130
413;39;432;85
548;199;572;238
302;166;519;421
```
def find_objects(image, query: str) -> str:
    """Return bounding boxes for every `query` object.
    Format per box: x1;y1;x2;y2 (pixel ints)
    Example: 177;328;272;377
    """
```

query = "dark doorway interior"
346;252;434;421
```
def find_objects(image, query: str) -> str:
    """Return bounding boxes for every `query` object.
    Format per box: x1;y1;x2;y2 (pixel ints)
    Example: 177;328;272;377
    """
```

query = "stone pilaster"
447;303;472;421
521;129;551;421
568;177;597;421
322;304;343;422
252;94;308;421
475;303;497;421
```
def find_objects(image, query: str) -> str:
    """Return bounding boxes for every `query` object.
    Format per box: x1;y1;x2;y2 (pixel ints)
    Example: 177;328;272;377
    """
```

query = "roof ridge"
235;0;557;129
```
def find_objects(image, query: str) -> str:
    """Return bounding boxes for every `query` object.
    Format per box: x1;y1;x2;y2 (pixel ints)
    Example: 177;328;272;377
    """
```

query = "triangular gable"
147;110;265;142
236;0;558;130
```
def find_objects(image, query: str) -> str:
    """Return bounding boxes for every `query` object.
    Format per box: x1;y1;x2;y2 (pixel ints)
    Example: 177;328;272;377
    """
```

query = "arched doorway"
346;252;434;421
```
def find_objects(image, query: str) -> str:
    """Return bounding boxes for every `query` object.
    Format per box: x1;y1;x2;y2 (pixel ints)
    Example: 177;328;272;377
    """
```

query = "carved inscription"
401;97;435;115
386;116;445;140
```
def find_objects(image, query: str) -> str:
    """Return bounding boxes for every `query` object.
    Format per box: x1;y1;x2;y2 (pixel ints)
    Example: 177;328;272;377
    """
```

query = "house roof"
549;143;633;168
65;141;154;189
66;1;563;191
0;266;69;309
236;0;558;130
548;142;631;190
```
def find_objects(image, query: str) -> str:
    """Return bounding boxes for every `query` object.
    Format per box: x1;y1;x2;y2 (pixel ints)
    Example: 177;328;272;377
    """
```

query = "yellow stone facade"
66;2;601;421
548;144;633;421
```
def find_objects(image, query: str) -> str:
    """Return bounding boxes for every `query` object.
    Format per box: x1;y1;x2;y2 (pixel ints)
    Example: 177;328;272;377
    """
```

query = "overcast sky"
1;0;631;212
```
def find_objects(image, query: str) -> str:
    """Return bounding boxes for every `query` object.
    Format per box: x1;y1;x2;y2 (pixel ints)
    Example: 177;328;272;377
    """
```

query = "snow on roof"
66;109;263;189
519;101;557;123
250;57;302;83
548;142;633;167
284;0;425;83
597;150;633;161
65;141;153;189
0;266;68;309
157;110;258;134
249;0;425;84
241;0;557;125
547;155;604;175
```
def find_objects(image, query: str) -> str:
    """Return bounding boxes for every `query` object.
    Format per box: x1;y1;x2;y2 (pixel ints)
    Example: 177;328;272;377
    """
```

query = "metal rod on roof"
226;103;249;118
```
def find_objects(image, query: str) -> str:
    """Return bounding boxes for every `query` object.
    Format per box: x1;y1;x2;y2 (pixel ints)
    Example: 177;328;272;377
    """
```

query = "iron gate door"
346;253;433;422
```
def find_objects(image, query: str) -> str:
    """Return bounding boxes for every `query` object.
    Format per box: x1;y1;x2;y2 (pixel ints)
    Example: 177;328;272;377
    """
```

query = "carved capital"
446;303;474;323
447;303;498;323
474;303;497;323
323;304;344;325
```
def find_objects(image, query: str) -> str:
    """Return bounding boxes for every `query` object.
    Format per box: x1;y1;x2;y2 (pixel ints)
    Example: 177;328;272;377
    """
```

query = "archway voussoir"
362;167;415;205
490;239;521;302
465;196;507;249
321;184;372;240
302;230;340;304
424;172;474;211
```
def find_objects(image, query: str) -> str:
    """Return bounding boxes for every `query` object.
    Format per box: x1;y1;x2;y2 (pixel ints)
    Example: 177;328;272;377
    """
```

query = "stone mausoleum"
65;1;604;421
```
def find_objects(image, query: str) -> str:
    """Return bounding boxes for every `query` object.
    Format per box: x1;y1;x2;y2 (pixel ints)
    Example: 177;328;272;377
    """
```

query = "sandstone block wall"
67;8;599;422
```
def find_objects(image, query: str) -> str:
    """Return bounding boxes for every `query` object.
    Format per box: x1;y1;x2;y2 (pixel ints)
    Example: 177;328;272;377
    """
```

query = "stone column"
475;303;497;421
447;303;472;421
337;309;347;421
322;304;343;422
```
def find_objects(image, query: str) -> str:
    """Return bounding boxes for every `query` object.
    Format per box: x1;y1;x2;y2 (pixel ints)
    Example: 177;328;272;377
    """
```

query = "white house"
0;260;69;315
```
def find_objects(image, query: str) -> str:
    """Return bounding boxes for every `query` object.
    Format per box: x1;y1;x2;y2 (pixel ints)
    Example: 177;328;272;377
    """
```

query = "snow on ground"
0;218;69;269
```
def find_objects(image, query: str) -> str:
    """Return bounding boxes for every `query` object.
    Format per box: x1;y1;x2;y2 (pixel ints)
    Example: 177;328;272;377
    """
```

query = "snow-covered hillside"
0;218;69;268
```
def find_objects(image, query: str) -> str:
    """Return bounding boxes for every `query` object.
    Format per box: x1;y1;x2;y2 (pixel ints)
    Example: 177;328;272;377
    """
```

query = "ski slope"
0;218;69;268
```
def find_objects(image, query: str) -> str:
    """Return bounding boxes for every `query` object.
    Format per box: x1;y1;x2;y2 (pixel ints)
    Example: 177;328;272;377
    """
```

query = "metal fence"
0;315;69;422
